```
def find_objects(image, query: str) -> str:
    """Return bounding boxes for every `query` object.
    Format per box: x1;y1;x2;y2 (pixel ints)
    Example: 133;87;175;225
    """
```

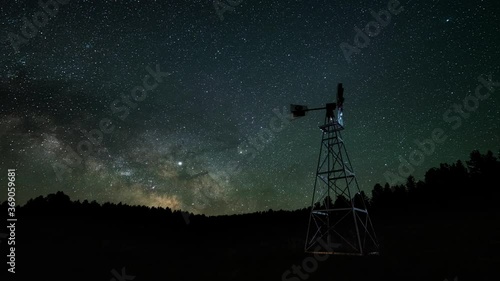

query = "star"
0;0;497;215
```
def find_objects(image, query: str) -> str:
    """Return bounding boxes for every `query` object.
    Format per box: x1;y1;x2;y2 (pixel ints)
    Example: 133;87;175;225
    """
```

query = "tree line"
2;149;499;220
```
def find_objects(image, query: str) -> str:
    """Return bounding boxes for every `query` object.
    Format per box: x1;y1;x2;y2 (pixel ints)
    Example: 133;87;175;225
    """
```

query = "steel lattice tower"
291;83;379;255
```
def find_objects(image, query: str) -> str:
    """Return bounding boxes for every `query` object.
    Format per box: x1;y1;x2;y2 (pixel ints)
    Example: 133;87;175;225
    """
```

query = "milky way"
1;0;499;215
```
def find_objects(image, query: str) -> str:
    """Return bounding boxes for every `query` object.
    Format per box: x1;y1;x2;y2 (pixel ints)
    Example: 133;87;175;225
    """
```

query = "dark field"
3;150;500;281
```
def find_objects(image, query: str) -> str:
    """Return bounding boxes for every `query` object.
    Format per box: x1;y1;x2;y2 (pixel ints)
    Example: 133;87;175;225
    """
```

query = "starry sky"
1;0;499;215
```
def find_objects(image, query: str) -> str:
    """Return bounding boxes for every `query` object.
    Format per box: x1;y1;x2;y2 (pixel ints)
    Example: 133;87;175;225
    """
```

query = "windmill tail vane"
290;83;379;255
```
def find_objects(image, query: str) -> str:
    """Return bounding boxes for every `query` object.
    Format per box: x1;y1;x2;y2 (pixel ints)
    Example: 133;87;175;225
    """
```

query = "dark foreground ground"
4;150;500;280
3;199;499;281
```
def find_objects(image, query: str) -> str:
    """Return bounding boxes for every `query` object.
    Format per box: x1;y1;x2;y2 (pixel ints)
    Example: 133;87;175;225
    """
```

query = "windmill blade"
337;83;344;108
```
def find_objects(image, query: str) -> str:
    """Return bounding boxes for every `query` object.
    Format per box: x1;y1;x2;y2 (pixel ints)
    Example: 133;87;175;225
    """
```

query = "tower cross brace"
297;84;379;255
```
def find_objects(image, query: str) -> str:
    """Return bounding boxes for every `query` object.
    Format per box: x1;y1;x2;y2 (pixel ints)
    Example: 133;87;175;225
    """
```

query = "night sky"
1;0;499;215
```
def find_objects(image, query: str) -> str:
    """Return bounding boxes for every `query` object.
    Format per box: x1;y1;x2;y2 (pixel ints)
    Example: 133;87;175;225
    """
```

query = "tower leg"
304;118;379;255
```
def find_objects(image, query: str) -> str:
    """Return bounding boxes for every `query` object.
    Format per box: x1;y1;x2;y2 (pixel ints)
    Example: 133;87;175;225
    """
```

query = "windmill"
291;83;379;255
